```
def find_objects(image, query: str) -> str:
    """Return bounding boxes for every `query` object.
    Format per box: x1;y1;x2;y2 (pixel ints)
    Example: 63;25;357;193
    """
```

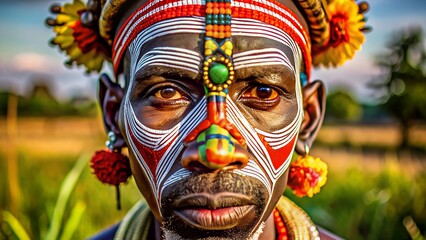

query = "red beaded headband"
112;0;311;77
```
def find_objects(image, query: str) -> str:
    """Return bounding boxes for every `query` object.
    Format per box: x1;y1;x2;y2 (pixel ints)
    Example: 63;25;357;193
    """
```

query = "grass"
1;117;425;239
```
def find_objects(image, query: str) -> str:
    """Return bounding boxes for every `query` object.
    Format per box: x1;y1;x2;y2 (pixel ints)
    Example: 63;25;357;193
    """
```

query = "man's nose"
181;124;249;172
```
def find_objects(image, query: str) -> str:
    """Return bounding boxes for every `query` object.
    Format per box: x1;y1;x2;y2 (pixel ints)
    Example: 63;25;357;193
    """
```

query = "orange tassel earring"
287;145;328;197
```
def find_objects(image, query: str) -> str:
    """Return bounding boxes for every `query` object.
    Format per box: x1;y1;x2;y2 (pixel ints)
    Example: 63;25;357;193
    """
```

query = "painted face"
117;3;306;239
119;32;303;240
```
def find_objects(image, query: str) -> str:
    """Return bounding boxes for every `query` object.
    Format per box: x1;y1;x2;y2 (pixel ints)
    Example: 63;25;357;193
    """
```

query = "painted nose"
182;124;249;172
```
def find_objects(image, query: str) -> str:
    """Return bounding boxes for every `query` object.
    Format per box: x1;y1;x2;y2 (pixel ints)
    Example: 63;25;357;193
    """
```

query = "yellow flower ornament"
313;0;370;67
47;0;109;73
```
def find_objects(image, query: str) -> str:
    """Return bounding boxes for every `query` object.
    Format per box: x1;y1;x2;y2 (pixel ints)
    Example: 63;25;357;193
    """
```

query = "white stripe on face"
123;18;303;218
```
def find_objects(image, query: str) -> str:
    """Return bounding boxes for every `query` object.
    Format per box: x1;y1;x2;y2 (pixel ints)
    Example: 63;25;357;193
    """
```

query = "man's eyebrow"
134;65;202;83
233;48;295;72
233;48;296;83
133;46;202;76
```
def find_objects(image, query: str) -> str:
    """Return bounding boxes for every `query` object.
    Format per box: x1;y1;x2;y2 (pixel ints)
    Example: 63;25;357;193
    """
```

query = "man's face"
118;22;304;238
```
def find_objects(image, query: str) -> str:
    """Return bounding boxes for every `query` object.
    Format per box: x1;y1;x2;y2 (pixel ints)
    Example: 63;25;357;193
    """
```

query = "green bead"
209;63;229;85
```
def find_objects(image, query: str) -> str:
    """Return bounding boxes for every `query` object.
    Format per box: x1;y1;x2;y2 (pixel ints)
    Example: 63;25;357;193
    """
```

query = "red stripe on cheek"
260;134;297;171
127;122;177;182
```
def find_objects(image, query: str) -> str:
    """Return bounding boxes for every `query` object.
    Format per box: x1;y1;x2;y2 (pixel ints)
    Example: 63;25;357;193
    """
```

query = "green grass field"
1;117;425;239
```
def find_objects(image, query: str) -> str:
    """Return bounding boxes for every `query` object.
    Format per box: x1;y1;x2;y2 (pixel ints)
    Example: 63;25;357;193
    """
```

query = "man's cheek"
122;98;206;204
226;97;302;190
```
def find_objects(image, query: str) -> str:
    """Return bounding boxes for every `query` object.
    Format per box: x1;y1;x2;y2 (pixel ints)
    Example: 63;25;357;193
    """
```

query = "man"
47;0;369;239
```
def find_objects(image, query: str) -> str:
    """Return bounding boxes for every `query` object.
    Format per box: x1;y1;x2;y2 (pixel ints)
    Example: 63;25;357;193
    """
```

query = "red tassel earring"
90;131;132;210
287;144;328;198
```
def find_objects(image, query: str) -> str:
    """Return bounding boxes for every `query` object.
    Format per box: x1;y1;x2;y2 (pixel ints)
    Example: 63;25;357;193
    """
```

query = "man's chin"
161;221;266;240
160;172;269;240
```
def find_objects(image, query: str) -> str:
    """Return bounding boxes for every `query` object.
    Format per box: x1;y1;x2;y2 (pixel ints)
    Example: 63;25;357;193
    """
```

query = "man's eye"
154;87;184;100
242;86;279;100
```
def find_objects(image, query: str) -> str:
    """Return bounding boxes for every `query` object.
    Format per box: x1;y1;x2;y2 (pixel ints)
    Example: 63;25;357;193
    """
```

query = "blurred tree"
326;90;362;122
369;27;426;149
0;81;97;117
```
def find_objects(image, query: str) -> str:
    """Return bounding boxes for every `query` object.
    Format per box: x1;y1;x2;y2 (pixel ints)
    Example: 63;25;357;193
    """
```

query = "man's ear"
98;73;126;149
295;80;326;155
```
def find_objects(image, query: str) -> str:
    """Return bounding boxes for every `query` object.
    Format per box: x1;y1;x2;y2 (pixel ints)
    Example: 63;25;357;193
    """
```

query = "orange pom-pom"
287;155;328;197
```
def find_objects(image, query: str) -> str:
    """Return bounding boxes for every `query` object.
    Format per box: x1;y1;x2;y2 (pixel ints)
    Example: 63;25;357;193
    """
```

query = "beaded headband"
47;0;370;74
111;0;311;76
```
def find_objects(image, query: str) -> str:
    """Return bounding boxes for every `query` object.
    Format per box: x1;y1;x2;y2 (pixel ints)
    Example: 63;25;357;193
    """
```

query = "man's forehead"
116;0;309;37
136;34;295;60
131;35;297;89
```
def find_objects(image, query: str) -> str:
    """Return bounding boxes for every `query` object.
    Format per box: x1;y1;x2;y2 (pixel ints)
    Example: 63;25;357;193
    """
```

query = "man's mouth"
172;192;255;230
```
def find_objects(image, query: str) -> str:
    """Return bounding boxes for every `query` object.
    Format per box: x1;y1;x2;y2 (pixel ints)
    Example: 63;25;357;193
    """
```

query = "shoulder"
87;223;120;240
317;226;344;240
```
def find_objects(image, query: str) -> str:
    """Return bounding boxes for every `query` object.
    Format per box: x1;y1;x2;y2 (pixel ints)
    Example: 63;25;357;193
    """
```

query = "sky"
0;0;425;102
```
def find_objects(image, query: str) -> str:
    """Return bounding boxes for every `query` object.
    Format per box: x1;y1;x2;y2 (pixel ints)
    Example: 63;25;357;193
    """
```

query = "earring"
90;131;132;210
287;144;328;198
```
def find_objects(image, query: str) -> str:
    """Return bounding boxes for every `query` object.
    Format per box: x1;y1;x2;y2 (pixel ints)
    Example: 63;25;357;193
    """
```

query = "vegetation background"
1;1;426;239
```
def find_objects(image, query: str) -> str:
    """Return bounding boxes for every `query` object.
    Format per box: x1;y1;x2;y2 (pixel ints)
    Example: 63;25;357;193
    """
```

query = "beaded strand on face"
203;0;234;92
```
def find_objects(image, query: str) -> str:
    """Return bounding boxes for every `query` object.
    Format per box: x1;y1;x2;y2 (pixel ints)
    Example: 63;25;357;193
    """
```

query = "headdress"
47;0;370;75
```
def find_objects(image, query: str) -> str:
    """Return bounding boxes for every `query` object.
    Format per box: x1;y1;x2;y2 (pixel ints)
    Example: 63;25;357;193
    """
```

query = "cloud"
11;52;55;73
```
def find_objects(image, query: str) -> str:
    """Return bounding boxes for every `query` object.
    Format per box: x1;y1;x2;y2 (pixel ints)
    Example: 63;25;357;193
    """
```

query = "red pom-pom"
90;150;132;186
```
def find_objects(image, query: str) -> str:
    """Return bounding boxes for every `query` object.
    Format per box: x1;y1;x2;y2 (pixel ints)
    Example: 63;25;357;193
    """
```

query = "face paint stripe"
231;18;302;58
135;51;201;74
226;99;277;182
127;104;173;148
114;0;186;47
235;159;272;192
137;55;201;71
126;19;303;75
235;61;292;71
233;48;290;58
226;104;271;168
231;18;302;46
156;144;185;200
116;18;204;64
116;6;204;53
162;168;192;191
124;103;156;186
263;130;298;149
226;98;271;161
137;50;201;66
147;47;202;59
226;97;296;180
127;106;168;149
232;26;294;48
255;112;300;141
124;102;161;214
157;99;206;149
234;52;293;68
232;9;307;45
156;99;207;148
234;52;293;67
138;62;200;75
226;110;270;169
128;103;172;135
127;98;206;151
154;100;206;174
155;101;207;186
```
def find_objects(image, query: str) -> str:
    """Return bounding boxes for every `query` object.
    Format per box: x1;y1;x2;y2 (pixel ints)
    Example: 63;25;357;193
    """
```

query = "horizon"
0;0;425;103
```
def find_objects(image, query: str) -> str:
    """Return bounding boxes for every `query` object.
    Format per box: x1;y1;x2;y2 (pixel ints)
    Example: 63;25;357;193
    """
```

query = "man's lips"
173;192;255;230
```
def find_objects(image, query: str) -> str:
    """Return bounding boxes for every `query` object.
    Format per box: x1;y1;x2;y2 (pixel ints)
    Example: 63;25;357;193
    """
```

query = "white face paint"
121;17;304;223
